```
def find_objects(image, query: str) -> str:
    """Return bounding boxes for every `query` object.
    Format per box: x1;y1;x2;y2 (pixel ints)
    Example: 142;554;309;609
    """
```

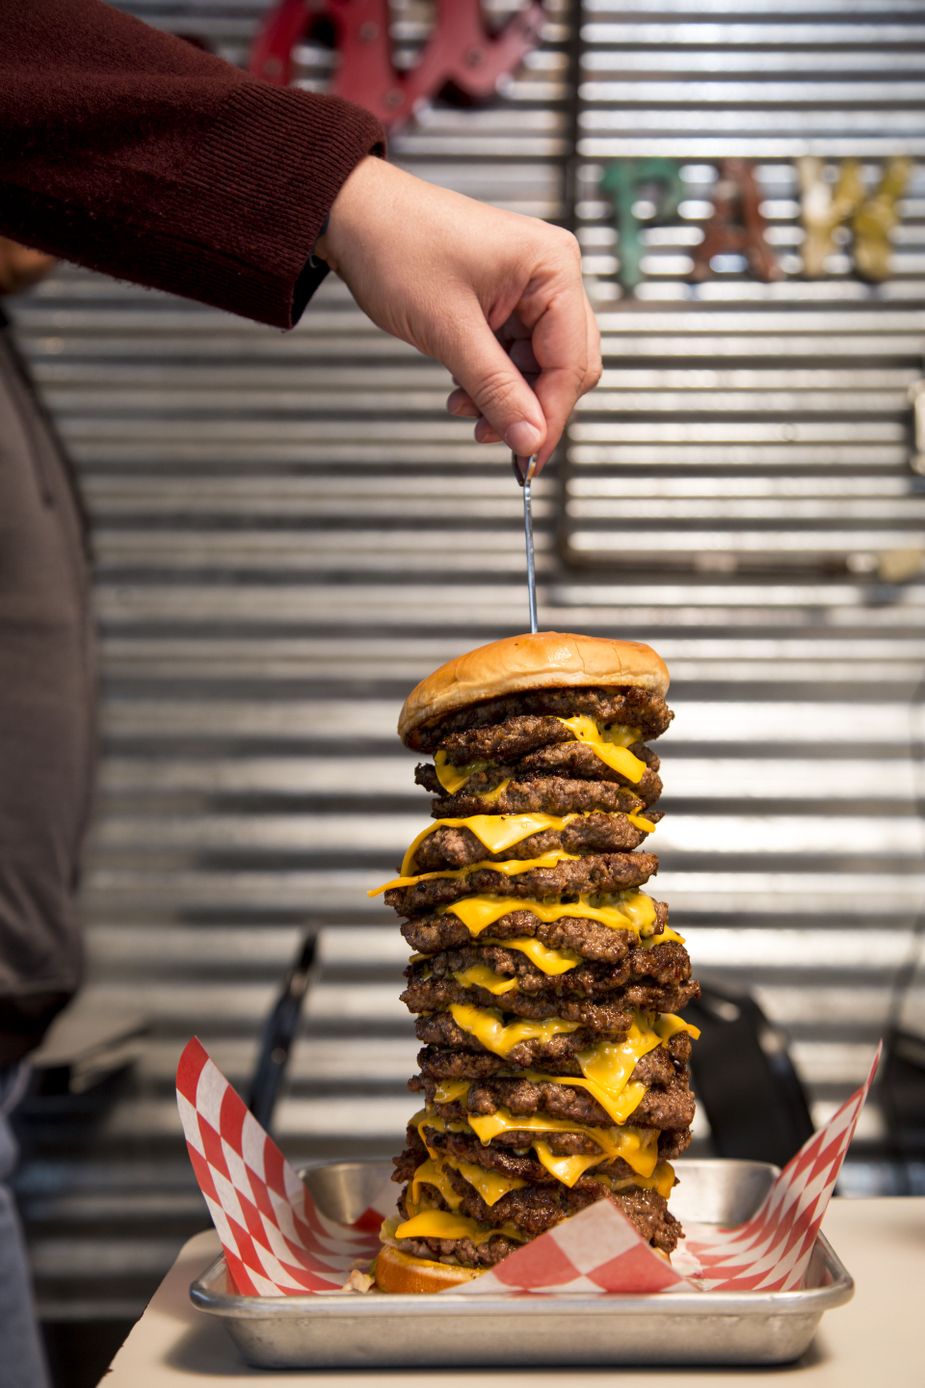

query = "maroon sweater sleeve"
0;0;385;328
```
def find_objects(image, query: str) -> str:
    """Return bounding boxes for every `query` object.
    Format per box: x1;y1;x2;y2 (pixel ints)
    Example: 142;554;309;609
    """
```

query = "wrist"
313;154;386;273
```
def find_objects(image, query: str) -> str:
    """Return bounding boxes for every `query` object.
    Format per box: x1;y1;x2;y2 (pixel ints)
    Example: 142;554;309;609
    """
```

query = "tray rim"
189;1156;855;1320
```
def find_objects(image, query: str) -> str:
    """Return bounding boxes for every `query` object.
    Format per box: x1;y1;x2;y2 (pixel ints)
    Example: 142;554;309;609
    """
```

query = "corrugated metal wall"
7;0;925;1322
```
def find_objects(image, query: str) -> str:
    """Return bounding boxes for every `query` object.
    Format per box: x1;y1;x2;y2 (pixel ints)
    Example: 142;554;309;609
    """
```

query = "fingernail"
506;421;543;455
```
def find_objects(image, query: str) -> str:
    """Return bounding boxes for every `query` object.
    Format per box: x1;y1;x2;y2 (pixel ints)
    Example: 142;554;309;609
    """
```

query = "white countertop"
101;1197;924;1385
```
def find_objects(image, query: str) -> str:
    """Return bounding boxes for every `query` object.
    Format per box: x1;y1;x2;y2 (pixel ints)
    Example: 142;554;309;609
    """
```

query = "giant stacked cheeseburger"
371;632;699;1292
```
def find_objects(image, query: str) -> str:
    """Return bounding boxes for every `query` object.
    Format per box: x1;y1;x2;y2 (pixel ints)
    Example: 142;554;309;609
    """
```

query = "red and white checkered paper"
177;1037;879;1298
176;1038;389;1294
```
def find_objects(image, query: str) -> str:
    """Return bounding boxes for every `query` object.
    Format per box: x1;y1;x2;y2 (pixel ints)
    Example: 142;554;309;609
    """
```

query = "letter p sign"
600;159;684;294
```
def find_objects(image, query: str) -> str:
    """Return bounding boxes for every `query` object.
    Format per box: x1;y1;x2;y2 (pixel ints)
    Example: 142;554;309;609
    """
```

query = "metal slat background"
6;0;925;1324
568;0;925;572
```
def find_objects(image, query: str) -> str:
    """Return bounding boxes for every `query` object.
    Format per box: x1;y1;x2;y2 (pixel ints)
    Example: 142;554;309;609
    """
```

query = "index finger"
523;274;593;471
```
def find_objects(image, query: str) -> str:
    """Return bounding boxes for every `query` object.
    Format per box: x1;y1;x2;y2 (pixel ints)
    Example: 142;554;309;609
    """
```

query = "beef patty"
408;811;659;874
425;1070;695;1132
407;685;674;753
416;751;662;810
439;715;656;770
395;1182;680;1260
408;937;693;1000
408;1117;693;1163
402;971;698;1022
401;901;672;963
396;1123;682;1186
414;1029;691;1086
426;774;651;819
386;851;658;918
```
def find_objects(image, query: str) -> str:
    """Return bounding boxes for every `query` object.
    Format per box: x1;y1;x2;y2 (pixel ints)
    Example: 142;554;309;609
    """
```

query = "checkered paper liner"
177;1037;879;1297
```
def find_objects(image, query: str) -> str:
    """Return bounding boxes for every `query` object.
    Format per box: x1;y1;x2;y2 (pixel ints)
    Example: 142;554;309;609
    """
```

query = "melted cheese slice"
604;1160;676;1201
369;850;575;898
433;1080;471;1104
400;813;579;876
434;750;484;794
452;964;518;996
482;936;580;975
409;1159;463;1213
412;1108;444;1158
443;891;658;938
533;1143;610;1187
409;1154;527;1211
412;1108;474;1161
641;925;685;949
557;716;647;784
534;1148;675;1196
393;1209;526;1245
449;1003;579;1057
432;756;512;803
527;1012;701;1126
447;1156;526;1206
481;779;511;805
466;1109;661;1178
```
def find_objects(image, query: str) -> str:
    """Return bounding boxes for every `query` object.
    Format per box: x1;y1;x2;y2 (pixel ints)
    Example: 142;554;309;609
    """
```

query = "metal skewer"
512;452;539;633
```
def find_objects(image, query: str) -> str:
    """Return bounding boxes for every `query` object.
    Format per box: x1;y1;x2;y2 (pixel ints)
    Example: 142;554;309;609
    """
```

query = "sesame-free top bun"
398;631;670;748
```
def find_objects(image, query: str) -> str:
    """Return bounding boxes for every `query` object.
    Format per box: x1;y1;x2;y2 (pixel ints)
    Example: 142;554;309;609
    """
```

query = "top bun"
398;631;669;748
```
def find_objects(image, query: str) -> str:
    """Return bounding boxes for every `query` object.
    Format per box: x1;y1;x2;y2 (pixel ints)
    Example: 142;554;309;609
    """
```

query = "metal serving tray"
190;1158;853;1369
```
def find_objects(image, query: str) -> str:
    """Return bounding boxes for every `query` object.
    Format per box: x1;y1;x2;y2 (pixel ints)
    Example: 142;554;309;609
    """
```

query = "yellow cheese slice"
445;1157;527;1207
640;926;685;949
526;1012;701;1127
400;813;579;877
452;964;518;996
369;850;576;898
409;1159;464;1213
411;1107;529;1214
627;811;657;833
533;1143;609;1187
465;1109;661;1179
433;1080;471;1105
481;778;511;805
603;1160;677;1201
482;936;580;975
412;1107;475;1160
556;715;647;784
524;1067;648;1129
433;750;484;794
575;1018;668;1119
411;1107;446;1158
393;1209;526;1246
449;1002;580;1058
409;1154;526;1211
442;891;658;938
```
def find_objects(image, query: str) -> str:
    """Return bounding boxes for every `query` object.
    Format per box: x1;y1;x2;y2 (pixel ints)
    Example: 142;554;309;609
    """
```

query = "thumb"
441;310;547;459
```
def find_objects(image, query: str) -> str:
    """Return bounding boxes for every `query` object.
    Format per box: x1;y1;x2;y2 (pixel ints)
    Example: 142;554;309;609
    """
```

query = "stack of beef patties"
372;633;699;1288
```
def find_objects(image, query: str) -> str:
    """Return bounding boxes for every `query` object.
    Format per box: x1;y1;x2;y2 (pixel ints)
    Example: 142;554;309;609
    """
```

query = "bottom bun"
374;1243;486;1294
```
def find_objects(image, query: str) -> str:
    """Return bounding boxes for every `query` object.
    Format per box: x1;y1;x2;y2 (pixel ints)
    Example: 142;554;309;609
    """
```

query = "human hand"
0;238;56;296
314;158;601;471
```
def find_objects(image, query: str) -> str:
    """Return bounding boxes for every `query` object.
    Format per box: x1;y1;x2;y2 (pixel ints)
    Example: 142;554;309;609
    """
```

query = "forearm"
0;0;384;327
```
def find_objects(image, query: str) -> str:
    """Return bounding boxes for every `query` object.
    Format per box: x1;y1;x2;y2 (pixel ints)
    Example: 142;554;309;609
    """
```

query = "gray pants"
1;327;95;1379
0;325;95;1058
0;1066;50;1388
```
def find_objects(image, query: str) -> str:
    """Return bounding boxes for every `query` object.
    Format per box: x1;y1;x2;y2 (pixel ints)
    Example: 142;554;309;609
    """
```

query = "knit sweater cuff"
156;83;385;328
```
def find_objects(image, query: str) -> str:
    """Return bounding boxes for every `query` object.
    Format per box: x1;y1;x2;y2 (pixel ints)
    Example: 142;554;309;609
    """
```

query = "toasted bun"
373;1243;486;1293
398;631;670;748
